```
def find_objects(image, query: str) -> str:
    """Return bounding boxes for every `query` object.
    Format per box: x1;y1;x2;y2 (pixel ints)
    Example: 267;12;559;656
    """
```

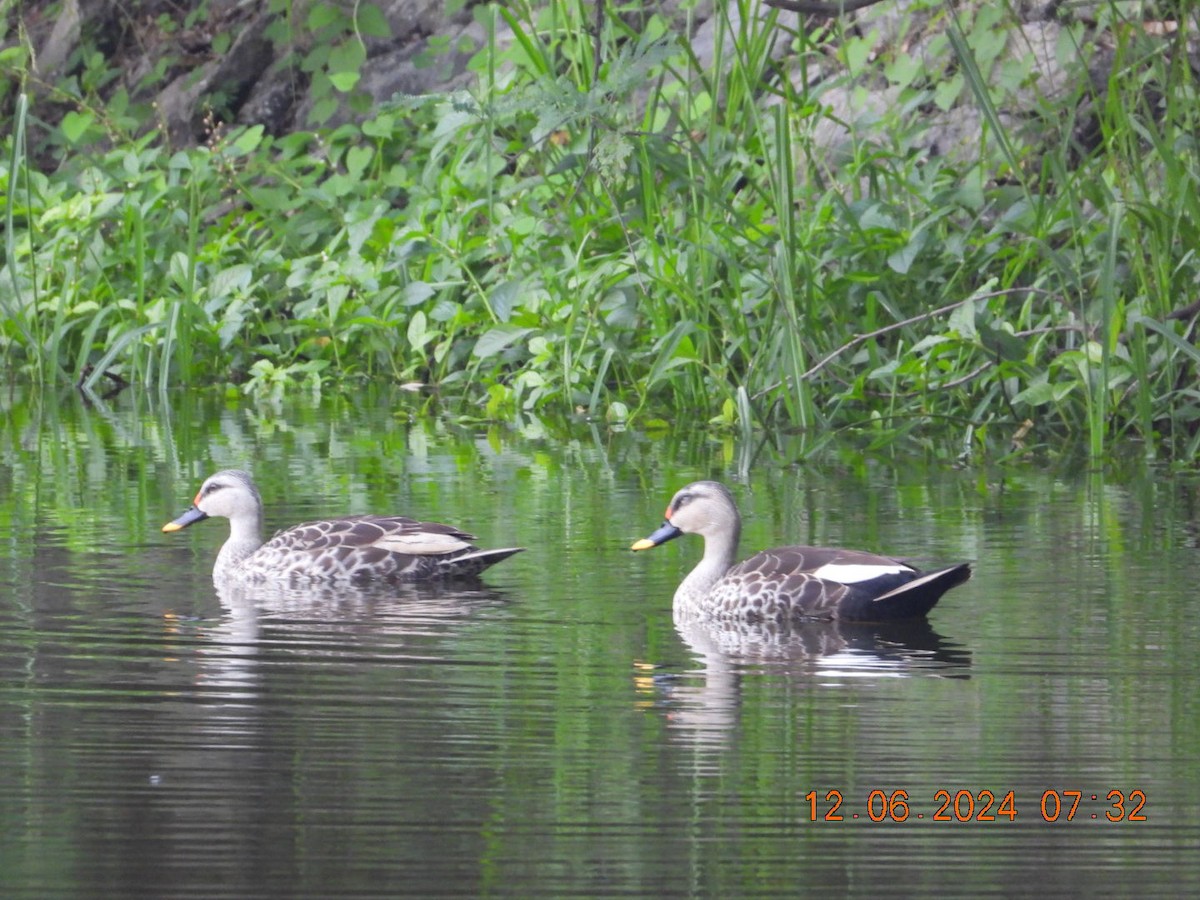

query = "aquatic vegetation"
2;1;1200;463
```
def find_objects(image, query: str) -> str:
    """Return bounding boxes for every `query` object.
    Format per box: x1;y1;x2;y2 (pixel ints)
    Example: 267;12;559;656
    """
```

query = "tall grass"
2;94;46;383
2;0;1200;462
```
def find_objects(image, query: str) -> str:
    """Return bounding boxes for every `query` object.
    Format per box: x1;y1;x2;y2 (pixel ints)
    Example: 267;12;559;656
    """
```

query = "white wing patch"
813;562;911;584
376;533;473;555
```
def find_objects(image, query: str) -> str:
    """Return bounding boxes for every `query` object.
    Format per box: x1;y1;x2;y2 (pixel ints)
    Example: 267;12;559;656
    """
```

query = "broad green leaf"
308;97;339;125
948;299;977;339
407;310;429;349
978;323;1026;361
911;333;952;354
324;284;350;321
249;186;292;210
843;33;874;77
345;145;373;177
355;3;391;38
209;264;254;299
402;282;436;306
234;125;264;153
61;110;95;144
329;40;366;74
362;114;394;138
488;280;521;322
329;71;361;93
1013;380;1073;407
307;3;341;30
887;229;927;274
934;72;963;111
474;325;534;359
885;53;921;89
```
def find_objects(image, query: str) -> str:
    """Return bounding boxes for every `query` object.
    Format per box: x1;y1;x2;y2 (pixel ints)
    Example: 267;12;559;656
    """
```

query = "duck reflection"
675;613;972;671
187;579;510;697
640;614;971;746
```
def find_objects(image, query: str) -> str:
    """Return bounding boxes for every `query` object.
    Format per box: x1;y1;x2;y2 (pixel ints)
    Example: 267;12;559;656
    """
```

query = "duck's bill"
162;506;209;533
631;521;683;551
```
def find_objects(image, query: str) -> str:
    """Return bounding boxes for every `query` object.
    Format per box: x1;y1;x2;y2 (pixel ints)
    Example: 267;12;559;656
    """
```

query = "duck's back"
237;515;484;582
701;545;928;623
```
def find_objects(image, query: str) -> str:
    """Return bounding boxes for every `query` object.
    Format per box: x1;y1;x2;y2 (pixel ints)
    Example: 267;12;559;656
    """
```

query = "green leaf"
324;284;350;321
355;3;391;38
1137;316;1200;366
885;53;921;89
309;97;339;125
402;282;435;306
329;40;366;74
362;113;394;138
887;229;927;274
1013;380;1073;407
61;110;95;144
843;33;874;77
168;252;191;289
407;310;429;349
345;145;373;177
209;264;254;300
488;280;521;322
948;300;977;339
978;322;1026;361
330;71;361;93
910;333;952;354
233;125;264;153
248;186;292;210
474;326;534;359
934;73;963;111
307;3;342;31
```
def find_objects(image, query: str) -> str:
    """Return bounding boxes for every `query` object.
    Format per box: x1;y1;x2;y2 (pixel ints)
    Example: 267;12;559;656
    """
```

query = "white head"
163;469;263;533
663;481;740;538
631;481;742;550
631;481;746;611
191;469;262;520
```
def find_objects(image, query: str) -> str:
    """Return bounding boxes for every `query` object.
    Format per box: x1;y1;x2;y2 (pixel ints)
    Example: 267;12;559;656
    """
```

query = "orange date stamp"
804;789;1148;823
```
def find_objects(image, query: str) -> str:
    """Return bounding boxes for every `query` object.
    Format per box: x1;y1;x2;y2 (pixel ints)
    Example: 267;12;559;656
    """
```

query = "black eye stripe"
670;492;693;514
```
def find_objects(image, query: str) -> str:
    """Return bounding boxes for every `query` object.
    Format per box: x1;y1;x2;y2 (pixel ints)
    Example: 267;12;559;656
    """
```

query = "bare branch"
936;362;992;391
763;0;892;16
752;287;1062;400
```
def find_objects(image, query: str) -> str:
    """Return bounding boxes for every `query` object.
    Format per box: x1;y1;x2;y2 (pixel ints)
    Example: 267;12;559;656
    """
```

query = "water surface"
1;388;1197;896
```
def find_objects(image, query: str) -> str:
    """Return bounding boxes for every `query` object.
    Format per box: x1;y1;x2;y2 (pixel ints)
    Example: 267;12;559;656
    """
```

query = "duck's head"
162;469;261;532
631;481;740;550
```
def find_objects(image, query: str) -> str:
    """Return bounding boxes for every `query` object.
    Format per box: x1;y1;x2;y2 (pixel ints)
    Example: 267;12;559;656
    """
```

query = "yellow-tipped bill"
162;505;209;533
630;521;683;551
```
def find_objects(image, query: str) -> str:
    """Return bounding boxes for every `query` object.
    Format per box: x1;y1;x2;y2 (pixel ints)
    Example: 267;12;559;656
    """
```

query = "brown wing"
708;547;922;622
707;551;851;622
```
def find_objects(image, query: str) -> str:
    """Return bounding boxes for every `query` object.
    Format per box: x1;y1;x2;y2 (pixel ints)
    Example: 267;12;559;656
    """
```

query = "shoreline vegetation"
2;1;1199;463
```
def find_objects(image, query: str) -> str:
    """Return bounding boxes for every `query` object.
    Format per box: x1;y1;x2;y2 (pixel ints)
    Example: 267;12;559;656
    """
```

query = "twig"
1012;323;1085;339
763;0;891;16
936;362;992;391
752;287;1061;400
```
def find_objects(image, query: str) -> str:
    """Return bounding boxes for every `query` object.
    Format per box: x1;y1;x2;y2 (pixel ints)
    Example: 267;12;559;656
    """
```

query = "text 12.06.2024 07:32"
804;789;1148;823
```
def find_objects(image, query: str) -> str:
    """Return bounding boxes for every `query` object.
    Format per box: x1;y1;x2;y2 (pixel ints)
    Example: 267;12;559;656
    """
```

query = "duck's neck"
214;512;264;580
674;521;740;615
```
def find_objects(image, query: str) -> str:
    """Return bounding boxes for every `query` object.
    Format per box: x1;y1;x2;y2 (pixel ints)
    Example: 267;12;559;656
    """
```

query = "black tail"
842;563;972;622
438;547;525;578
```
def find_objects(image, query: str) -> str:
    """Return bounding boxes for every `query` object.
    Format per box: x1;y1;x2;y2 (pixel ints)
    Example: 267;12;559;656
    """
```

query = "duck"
163;469;524;584
631;481;970;623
